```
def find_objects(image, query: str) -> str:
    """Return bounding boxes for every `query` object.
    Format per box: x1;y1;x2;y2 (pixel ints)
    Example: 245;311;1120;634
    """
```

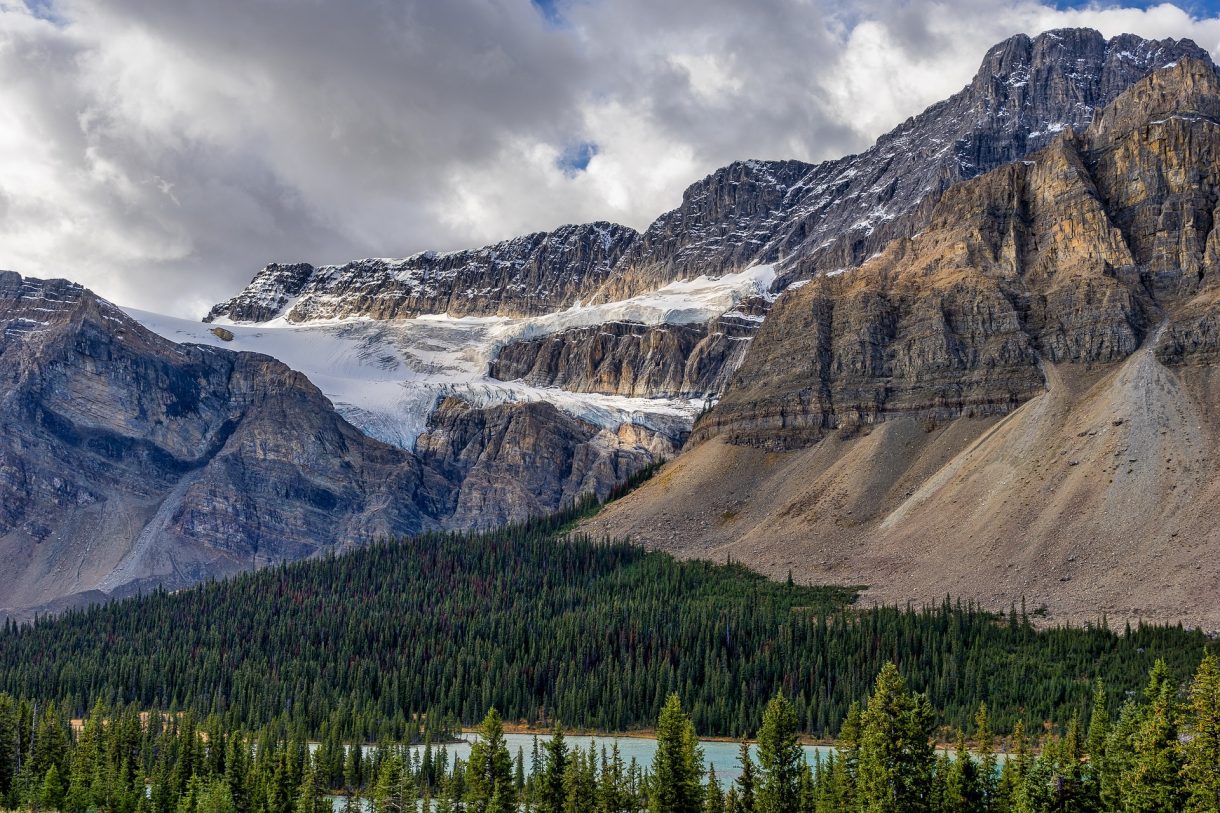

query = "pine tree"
295;756;325;813
1124;673;1185;813
836;702;861;812
1182;653;1220;813
856;663;934;813
942;730;979;813
974;704;998;813
1082;679;1107;812
733;741;756;813
704;765;724;813
538;726;568;813
41;763;66;811
649;694;703;813
755;693;802;813
465;710;513;813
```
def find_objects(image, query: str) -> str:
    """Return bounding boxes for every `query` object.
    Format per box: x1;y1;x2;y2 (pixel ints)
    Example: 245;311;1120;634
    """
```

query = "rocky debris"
700;58;1220;449
209;327;234;341
205;222;638;324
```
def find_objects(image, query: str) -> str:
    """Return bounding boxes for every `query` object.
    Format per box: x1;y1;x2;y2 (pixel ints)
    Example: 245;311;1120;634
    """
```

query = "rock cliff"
211;30;1203;329
0;273;665;616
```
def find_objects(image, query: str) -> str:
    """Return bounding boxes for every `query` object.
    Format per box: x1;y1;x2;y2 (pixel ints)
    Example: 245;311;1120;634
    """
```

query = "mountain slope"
584;59;1220;629
0;272;448;617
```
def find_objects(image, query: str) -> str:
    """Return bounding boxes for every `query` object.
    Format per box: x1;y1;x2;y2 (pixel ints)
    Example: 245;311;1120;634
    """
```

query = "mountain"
0;273;668;616
584;58;1220;629
597;29;1210;300
7;27;1216;620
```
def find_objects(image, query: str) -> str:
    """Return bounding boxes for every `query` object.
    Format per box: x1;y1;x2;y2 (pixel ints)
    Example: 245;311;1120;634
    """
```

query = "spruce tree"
856;663;934;813
649;694;703;813
1182;653;1220;813
465;710;513;813
733;741;756;813
755;693;802;813
1124;676;1185;813
703;764;723;813
538;726;568;813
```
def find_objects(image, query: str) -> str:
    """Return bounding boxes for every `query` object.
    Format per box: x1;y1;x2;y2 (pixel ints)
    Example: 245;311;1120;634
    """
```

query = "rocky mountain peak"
206;220;639;324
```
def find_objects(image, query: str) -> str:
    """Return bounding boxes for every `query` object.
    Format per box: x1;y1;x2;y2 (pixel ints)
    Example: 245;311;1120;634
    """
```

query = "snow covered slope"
129;265;776;449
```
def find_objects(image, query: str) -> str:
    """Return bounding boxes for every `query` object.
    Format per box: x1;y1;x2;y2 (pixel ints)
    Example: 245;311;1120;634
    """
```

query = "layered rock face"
488;307;764;399
416;397;679;529
586;59;1220;628
596;29;1209;302
206;222;638;323
700;58;1220;448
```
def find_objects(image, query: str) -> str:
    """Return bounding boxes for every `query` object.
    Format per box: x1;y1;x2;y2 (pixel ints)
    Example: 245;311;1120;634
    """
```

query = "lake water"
405;732;835;787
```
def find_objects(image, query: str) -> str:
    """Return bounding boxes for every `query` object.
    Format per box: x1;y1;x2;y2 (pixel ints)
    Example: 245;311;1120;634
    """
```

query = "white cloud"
0;0;1217;316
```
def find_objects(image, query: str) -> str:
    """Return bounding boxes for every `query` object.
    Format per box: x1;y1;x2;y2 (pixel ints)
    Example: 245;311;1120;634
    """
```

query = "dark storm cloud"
0;0;1217;316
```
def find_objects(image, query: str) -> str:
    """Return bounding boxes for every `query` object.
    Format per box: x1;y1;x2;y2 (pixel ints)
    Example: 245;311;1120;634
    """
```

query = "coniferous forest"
0;497;1215;743
0;654;1217;813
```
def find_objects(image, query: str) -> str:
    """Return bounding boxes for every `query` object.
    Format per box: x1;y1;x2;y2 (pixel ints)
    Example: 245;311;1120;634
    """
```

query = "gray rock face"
415;397;679;530
209;31;1205;328
596;29;1211;301
0;272;447;615
488;308;763;399
206;222;638;323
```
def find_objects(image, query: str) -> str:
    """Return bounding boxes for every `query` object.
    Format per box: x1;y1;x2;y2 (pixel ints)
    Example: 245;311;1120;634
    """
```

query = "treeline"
2;655;1218;813
0;511;1213;739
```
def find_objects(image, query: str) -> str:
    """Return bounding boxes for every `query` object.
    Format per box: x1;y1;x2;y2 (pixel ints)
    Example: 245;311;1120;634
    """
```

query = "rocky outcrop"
206;222;638;323
699;59;1220;448
415;397;678;529
0;272;450;615
596;29;1210;302
488;308;763;399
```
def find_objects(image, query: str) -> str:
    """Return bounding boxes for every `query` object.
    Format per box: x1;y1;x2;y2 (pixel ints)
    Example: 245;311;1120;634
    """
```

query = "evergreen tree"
835;702;861;812
1124;674;1185;812
974;704;998;813
856;663;934;813
704;763;724;813
733;741;756;813
1182;653;1220;813
755;693;802;813
465;709;513;813
649;694;703;813
40;763;65;811
538;726;568;813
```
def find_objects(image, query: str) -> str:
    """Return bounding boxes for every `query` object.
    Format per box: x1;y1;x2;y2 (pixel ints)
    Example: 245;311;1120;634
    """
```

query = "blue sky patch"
557;142;599;175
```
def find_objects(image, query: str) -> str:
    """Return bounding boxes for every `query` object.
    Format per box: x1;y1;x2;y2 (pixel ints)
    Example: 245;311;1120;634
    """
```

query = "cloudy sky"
2;0;1220;316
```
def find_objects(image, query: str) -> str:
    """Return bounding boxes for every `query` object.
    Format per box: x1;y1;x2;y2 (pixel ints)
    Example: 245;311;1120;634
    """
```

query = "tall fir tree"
755;693;802;813
1182;653;1220;813
856;663;934;813
649;694;703;813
